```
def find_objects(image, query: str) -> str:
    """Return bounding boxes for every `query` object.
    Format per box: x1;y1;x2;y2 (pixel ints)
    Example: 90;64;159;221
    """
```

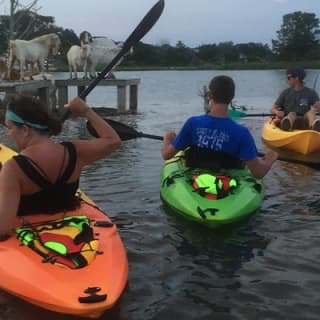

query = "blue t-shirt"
172;114;257;161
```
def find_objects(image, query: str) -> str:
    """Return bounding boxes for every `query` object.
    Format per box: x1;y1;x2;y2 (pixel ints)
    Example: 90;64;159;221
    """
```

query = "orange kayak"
0;144;128;318
261;120;320;155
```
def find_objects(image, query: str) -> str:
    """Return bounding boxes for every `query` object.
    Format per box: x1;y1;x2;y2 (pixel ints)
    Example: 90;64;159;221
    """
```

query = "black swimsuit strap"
59;142;77;182
13;142;77;189
14;155;51;189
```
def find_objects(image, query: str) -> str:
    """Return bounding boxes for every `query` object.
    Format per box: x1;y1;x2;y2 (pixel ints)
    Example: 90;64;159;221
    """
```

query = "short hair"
286;66;306;82
208;75;235;104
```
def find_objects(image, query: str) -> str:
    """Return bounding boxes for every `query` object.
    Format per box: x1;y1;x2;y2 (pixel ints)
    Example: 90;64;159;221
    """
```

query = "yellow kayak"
261;120;320;155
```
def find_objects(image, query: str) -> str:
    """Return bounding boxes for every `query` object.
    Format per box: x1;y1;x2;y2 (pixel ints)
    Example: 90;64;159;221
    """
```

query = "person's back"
161;75;277;178
14;141;80;215
0;95;121;234
172;113;254;169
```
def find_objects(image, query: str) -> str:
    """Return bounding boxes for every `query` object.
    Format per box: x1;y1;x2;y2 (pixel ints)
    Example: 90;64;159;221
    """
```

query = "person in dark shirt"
270;67;320;131
0;95;121;234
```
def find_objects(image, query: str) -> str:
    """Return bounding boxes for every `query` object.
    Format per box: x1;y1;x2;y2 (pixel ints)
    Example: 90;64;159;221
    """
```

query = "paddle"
228;110;273;119
86;119;320;169
229;110;320;119
257;151;320;170
62;0;165;121
86;118;163;141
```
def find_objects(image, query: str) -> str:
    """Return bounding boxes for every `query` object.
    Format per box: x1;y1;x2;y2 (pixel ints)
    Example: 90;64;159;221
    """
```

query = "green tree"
124;42;164;66
6;0;41;40
272;11;320;61
216;41;238;64
195;44;220;63
236;43;273;62
165;41;199;66
0;9;59;54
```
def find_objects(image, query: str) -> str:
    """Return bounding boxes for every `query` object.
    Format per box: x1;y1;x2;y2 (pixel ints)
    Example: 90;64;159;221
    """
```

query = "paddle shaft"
257;151;320;169
62;0;165;121
239;113;273;117
139;132;163;140
239;112;320;118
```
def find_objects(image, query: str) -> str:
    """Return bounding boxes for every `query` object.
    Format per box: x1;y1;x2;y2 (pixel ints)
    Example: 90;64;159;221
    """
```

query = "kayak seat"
185;146;244;170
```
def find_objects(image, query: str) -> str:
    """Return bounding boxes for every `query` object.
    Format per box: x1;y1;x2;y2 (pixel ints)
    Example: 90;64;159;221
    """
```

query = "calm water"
1;70;320;320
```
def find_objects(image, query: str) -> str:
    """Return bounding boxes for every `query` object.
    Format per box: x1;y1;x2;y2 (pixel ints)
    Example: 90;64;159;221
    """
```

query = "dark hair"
208;75;235;104
7;95;62;136
286;66;306;82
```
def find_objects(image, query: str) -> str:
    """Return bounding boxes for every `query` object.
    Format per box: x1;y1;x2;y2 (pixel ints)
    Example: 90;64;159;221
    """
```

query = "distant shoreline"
55;60;320;72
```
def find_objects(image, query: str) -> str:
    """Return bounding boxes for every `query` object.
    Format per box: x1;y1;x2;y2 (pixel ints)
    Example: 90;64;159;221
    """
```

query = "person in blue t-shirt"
161;75;278;179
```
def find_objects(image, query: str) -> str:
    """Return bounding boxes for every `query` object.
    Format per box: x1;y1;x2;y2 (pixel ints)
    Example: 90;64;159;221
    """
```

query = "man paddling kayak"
161;75;277;178
0;95;121;235
270;67;320;131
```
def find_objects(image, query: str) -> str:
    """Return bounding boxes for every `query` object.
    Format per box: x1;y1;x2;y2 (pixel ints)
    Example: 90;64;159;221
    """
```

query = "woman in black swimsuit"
0;95;121;234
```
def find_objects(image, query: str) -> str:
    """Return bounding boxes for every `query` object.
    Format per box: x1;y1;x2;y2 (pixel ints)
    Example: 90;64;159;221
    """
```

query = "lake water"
1;70;320;320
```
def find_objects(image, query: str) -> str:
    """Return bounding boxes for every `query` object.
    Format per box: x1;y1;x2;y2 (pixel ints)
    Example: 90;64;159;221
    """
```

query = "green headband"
5;110;48;130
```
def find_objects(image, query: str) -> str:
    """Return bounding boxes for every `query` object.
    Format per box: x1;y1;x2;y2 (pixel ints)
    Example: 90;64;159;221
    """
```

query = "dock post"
57;86;68;112
117;85;127;113
54;78;140;114
129;84;138;114
38;87;50;110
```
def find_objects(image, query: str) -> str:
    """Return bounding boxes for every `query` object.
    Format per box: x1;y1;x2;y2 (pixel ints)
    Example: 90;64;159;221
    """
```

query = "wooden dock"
0;80;53;108
55;78;140;114
0;78;141;114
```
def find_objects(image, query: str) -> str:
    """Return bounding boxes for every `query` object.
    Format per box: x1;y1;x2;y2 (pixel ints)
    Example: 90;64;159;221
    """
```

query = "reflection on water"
1;70;320;320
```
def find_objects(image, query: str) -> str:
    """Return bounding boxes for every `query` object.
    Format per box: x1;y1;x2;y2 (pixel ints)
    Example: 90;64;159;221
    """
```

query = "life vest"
192;173;237;199
15;215;99;269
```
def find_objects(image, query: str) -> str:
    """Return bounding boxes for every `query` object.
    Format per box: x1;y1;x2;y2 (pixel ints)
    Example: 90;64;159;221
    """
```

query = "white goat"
67;44;91;79
8;33;60;81
79;31;129;79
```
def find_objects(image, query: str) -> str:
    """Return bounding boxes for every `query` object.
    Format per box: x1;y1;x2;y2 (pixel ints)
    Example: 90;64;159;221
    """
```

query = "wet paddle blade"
86;119;163;141
79;0;165;99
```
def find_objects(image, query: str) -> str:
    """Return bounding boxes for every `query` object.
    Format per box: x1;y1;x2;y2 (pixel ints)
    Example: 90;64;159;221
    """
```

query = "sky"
5;0;320;47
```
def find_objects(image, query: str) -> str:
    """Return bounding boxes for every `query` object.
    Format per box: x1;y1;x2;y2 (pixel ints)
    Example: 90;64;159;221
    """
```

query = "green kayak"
160;151;264;228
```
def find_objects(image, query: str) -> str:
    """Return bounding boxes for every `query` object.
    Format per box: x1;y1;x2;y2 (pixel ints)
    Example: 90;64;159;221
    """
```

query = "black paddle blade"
86;119;163;141
122;0;165;53
62;0;165;121
79;0;165;100
87;119;140;140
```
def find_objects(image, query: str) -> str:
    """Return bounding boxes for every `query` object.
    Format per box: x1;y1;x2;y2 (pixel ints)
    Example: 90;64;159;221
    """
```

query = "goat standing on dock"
79;31;130;79
67;44;91;79
8;33;61;81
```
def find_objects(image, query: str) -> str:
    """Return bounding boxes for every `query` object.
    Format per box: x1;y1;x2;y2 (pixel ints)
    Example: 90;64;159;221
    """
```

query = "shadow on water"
162;203;270;277
129;204;271;320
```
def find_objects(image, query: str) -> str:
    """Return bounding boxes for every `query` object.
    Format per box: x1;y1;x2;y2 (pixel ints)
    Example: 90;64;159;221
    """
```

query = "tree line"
0;5;319;69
